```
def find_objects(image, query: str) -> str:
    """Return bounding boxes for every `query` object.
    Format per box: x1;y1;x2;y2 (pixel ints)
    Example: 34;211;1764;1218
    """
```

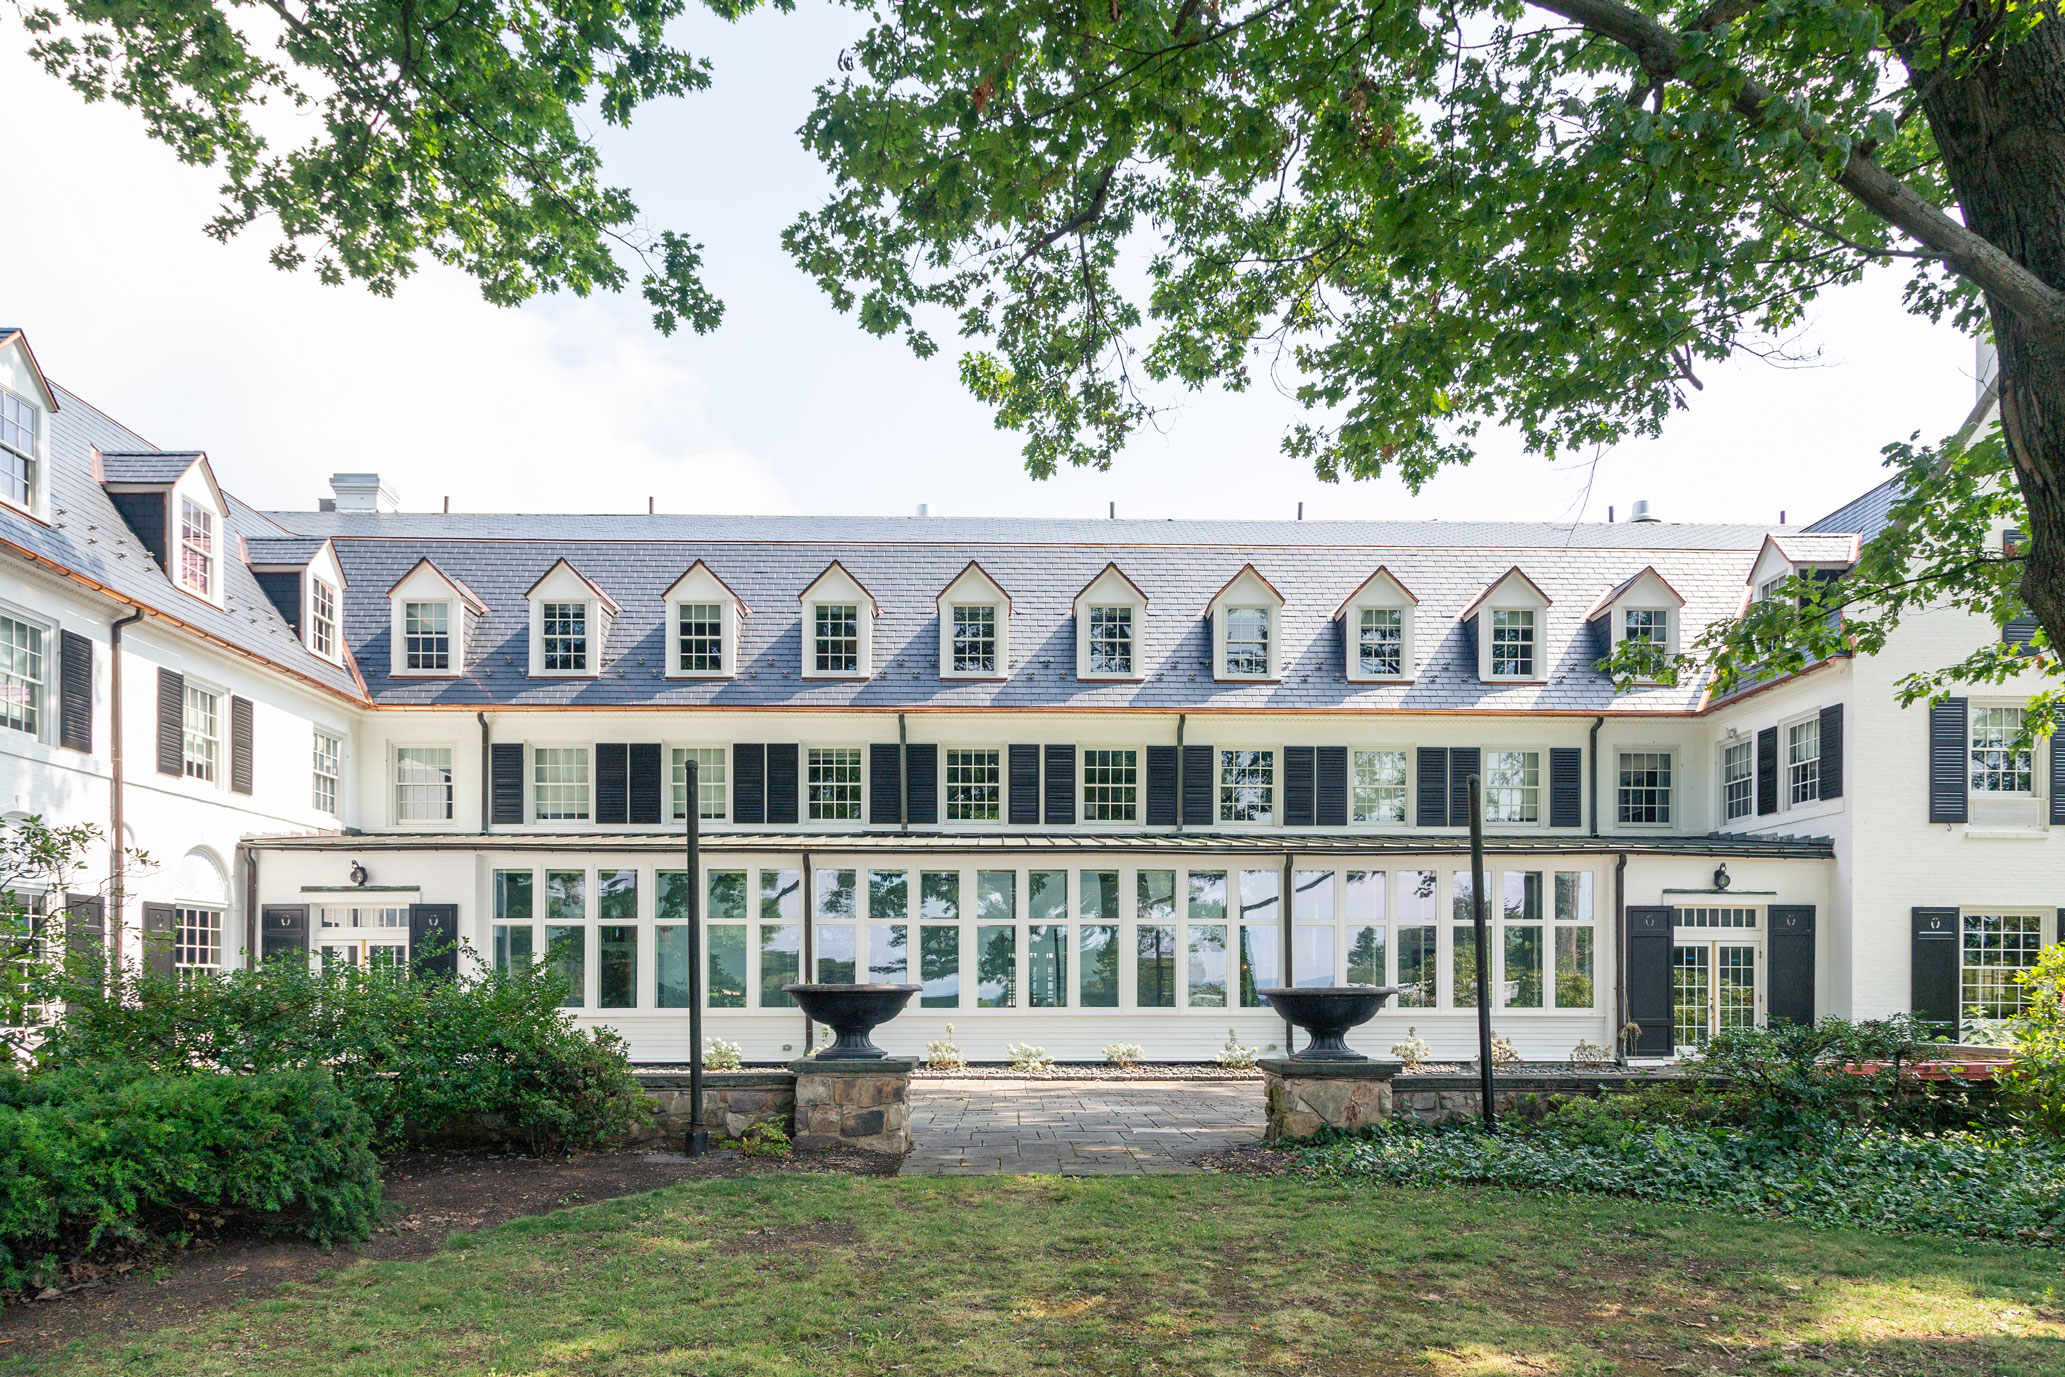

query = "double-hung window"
182;684;220;782
174;908;221;981
814;604;859;673
533;747;591;821
1490;610;1535;677
951;605;997;674
1224;609;1271;677
310;579;339;659
541;602;588;672
404;601;450;671
1962;912;2045;1023
1352;749;1407;823
1086;606;1133;675
1484;750;1540;823
1358;608;1403;676
1785;718;1821;806
671;746;727;820
678;603;723;673
0;614;44;736
1218;749;1275;823
0;390;34;508
1081;748;1138;821
1617;752;1672;825
178;499;214;597
945;748;1001;822
808;747;863;821
1970;706;2034;797
1721;739;1753;821
394;745;454;823
312;729;342;813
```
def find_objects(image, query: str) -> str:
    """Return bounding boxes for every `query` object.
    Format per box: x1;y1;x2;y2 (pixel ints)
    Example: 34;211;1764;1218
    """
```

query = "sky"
0;4;1987;529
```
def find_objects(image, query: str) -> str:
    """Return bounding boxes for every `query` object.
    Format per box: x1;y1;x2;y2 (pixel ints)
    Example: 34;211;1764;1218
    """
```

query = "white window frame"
671;745;728;821
800;564;876;680
1783;715;1821;808
173;906;223;978
946;602;1002;677
1220;607;1274;680
309;577;340;661
1350;747;1410;825
810;604;863;677
1482;749;1542;825
1968;701;2044;825
1959;909;2049;1027
1489;609;1537;680
675;602;726;675
1338;569;1417;683
537;600;592;676
0;605;52;743
944;747;1002;823
0;386;39;515
392;743;456;825
312;728;343;815
532;745;593;822
182;680;223;786
1073;565;1149;682
401;599;453;674
1084;605;1136;678
1217;747;1276;825
1719;738;1754;823
1616;749;1673;827
663;562;743;680
807;746;865;822
177;496;216;600
1081;747;1140;823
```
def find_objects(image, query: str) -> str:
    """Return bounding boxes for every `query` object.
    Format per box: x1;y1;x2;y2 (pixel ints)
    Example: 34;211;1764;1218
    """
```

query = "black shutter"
732;744;766;824
1008;744;1041;824
1548;746;1582;828
1448;746;1480;828
142;903;176;980
64;895;105;978
228;695;254;795
1044;744;1076;825
1145;745;1178;826
1416;747;1449;827
58;630;92;753
1928;698;1968;823
765;743;799;825
261;905;310;963
409;903;460;980
1755;725;1779;816
1315;747;1348;827
869;743;902;825
2003;615;2040;647
595;743;629;824
1625;906;1675;1056
1283;746;1316;827
1767;905;1816;1027
1817;704;1843;800
1181;743;1215;826
155;668;184;776
2052;734;2065;827
904;743;938;824
628;743;663;824
1910;907;1960;1037
490;743;526;824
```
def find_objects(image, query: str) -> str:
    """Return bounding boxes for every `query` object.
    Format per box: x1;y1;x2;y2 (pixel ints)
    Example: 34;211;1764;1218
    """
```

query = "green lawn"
25;1175;2065;1376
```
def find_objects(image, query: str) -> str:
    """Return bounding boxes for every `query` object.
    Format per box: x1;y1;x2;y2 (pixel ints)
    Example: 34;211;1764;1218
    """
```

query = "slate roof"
243;536;328;566
1806;477;1899;544
1767;533;1861;565
0;386;364;700
98;451;205;485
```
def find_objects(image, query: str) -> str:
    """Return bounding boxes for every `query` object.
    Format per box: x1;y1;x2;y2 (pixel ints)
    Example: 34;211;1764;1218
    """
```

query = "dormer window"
679;605;723;671
1490;609;1535;677
525;559;617;678
799;561;877;680
664;561;747;680
405;602;450;670
1087;606;1133;675
1205;564;1285;682
310;578;339;659
388;557;485;679
0;390;35;508
179;498;215;596
952;606;996;673
542;602;588;671
1225;608;1271;676
937;561;1010;680
1358;609;1402;675
1623;608;1666;647
1584;568;1684;685
1337;567;1417;683
1462;567;1551;684
815;605;859;672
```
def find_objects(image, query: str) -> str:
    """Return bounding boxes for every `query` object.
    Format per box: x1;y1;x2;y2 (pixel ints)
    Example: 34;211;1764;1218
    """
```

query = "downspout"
477;712;492;834
108;607;145;972
898;712;909;832
1174;714;1187;832
1613;852;1629;1067
1588;715;1604;836
242;846;258;969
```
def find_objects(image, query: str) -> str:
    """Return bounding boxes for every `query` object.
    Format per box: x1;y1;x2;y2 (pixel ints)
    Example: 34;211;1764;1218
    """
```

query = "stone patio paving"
901;1078;1266;1175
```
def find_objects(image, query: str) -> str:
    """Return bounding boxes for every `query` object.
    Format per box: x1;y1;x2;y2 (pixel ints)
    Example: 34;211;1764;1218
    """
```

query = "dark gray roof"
1806;477;1898;544
98;451;204;485
0;386;364;700
243;536;327;567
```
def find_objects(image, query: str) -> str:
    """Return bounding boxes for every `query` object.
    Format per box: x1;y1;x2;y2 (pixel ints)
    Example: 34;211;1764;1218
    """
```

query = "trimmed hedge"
0;1064;380;1293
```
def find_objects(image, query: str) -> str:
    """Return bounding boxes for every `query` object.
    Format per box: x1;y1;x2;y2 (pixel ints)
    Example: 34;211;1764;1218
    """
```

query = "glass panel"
1029;870;1067;925
547;870;585;921
1555;927;1595;1008
1345;870;1384;925
920;926;959;1007
1503;925;1543;1008
493;870;533;921
1188;923;1228;1006
977;871;1016;924
1454;926;1482;1008
1962;913;2045;1021
708;925;747;1008
1396;926;1435;1007
1502;871;1542;923
1293;870;1333;922
1717;945;1757;1031
869;869;908;922
1029;924;1067;1008
708;870;747;923
1397;869;1437;922
1238;869;1280;926
816;869;857;921
1291;924;1335;988
656;871;690;922
1187;870;1227;922
1451;869;1477;924
1239;925;1280;1007
1555;871;1594;923
1347;924;1386;986
492;924;533;973
920;871;960;921
976;925;1017;1008
546;925;584;1008
1137;924;1176;1008
1080;925;1120;1007
816;923;857;983
599;925;637;1009
869;924;909;983
655;925;691;1008
760;869;801;924
1673;945;1711;1047
759;924;800;1007
597;869;637;923
1079;870;1119;922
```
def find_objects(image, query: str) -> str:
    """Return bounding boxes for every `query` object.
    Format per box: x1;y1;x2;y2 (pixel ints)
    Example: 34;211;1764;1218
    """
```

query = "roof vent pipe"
1629;499;1658;523
915;502;933;517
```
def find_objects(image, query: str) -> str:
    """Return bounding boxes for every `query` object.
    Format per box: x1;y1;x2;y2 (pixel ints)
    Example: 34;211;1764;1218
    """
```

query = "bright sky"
0;4;1986;528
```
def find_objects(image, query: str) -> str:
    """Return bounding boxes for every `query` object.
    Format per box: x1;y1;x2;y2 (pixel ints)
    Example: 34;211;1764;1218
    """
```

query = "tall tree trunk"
1900;11;2065;645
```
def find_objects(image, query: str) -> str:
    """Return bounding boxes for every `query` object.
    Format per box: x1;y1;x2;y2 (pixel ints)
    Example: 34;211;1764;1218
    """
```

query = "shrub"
1213;1028;1258;1069
0;1063;380;1293
1479;1033;1520;1067
734;1121;792;1159
2001;945;2065;1136
1391;1027;1431;1069
1102;1041;1145;1069
704;1038;744;1071
925;1024;966;1071
1007;1042;1054;1072
1694;1015;1973;1143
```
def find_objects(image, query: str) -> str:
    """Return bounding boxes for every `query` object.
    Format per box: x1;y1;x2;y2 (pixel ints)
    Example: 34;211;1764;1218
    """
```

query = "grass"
22;1175;2065;1377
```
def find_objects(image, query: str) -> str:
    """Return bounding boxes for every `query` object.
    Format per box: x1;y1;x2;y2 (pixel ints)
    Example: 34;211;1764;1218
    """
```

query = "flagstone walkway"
901;1078;1266;1176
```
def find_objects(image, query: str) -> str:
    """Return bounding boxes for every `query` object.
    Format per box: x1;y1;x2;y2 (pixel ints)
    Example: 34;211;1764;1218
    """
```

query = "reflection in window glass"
599;925;637;1008
1293;869;1333;922
707;925;747;1008
1347;924;1386;986
1555;927;1594;1008
977;871;1016;924
495;869;534;920
597;869;637;922
1504;926;1543;1008
920;871;960;921
547;870;585;921
1293;924;1335;988
869;923;908;983
1188;870;1227;923
655;925;690;1007
977;924;1016;1007
1396;925;1435;1008
708;870;747;923
1080;870;1119;922
546;925;584;1008
817;869;857;920
1029;923;1067;1008
817;922;857;982
760;869;801;924
1188;923;1227;1006
921;926;959;1008
1137;923;1176;1008
493;924;533;973
1238;869;1280;925
870;869;908;921
759;924;800;1007
1080;925;1120;1007
1239;925;1279;1007
1454;925;1482;1008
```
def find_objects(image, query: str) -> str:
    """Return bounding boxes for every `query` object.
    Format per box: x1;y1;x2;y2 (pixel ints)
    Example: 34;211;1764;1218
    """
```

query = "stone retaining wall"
792;1058;916;1157
629;1071;797;1143
1389;1072;1716;1125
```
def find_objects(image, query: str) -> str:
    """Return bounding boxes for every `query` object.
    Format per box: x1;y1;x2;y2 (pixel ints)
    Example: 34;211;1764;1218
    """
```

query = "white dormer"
1073;563;1149;681
1748;533;1859;602
247;537;350;665
799;560;878;680
1336;567;1418;683
938;561;1011;679
664;560;748;679
167;460;229;607
388;557;488;678
1206;564;1285;682
1584;567;1684;683
1461;567;1552;684
0;328;57;520
526;559;618;678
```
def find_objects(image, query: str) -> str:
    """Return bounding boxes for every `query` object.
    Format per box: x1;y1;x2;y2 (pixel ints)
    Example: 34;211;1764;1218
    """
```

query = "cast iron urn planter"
781;983;922;1060
1260;986;1401;1061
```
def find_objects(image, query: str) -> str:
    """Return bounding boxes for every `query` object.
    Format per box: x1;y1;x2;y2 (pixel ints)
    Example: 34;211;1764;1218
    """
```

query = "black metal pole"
1468;774;1497;1131
685;760;707;1157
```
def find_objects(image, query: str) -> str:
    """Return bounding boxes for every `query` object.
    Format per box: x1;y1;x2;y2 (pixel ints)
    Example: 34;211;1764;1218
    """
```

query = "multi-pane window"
1224;608;1271;676
0;390;34;506
0;614;44;736
174;908;221;978
1617;752;1672;825
1490;609;1535;677
951;605;997;674
1358;608;1403;676
677;603;723;673
1970;706;2034;794
1219;749;1275;823
808;747;864;820
310;579;338;658
541;602;588;672
814;604;860;673
670;746;727;820
1081;748;1138;821
1721;740;1754;821
178;498;214;596
1962;912;2044;1023
1086;605;1133;675
533;747;592;821
182;684;220;782
1623;608;1667;647
312;730;342;813
394;745;454;822
1352;749;1407;823
404;601;450;671
1785;718;1820;806
945;748;1001;821
1484;750;1540;823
